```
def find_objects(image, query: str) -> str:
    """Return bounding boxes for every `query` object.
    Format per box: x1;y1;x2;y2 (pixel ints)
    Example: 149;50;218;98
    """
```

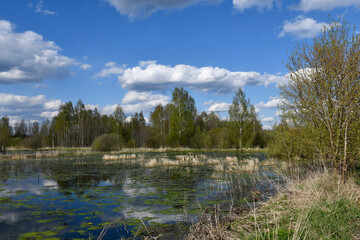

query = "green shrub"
91;133;123;151
24;135;42;151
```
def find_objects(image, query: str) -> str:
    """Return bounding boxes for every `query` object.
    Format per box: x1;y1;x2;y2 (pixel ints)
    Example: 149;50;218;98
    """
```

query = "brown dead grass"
185;170;360;240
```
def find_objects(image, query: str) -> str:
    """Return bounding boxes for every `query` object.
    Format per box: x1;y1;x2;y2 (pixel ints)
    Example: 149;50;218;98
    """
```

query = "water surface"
0;152;277;239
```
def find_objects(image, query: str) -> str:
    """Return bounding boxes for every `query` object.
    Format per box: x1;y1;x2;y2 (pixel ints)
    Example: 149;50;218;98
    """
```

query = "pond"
0;152;279;239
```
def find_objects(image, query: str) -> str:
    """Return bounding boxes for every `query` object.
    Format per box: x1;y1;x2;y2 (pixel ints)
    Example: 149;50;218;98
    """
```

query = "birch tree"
229;88;251;149
281;18;360;178
170;87;196;146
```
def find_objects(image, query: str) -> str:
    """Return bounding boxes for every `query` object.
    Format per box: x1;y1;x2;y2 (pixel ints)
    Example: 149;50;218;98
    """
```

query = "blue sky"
0;0;359;128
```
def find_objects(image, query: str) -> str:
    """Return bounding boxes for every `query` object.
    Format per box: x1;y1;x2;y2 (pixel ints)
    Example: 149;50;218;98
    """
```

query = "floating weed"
19;230;58;240
15;190;29;194
9;202;37;208
112;206;124;213
53;225;66;231
37;218;55;223
31;210;43;216
0;196;11;203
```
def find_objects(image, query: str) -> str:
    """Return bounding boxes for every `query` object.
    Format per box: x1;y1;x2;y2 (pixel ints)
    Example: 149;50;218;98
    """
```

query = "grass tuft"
185;170;360;240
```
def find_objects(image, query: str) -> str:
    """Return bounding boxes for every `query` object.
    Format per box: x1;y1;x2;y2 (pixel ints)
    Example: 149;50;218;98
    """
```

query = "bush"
91;133;123;151
24;135;42;151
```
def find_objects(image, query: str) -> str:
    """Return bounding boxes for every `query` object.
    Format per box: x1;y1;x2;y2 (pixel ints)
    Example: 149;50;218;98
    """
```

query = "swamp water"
0;152;279;239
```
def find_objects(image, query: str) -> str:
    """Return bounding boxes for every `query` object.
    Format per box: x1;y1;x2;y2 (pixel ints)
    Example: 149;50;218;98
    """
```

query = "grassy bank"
0;147;266;160
185;170;360;240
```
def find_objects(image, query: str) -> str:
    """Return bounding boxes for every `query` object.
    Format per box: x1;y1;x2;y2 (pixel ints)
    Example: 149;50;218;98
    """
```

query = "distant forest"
0;87;266;151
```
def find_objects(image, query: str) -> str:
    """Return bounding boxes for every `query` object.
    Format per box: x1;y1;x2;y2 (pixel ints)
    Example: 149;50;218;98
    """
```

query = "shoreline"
185;170;360;240
0;147;267;160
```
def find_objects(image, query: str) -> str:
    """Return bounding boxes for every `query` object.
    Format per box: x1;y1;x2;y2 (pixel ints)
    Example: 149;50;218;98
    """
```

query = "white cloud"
85;104;100;111
95;62;124;78
0;20;75;84
233;0;277;12
122;92;170;114
44;99;62;111
293;0;360;11
0;93;46;107
207;102;231;112
105;0;223;18
80;64;92;70
102;104;119;115
279;16;328;38
39;111;59;118
0;93;62;123
122;91;169;104
105;61;116;67
84;92;169;116
261;117;274;122
34;1;57;15
100;61;285;94
255;96;283;109
35;83;47;88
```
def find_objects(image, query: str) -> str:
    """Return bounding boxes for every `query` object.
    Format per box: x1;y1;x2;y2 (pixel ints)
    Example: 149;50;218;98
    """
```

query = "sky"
0;0;359;128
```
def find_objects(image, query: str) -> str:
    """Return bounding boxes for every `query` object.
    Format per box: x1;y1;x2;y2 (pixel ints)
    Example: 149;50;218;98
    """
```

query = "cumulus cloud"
122;91;170;114
255;96;283;109
122;91;169;104
207;102;231;112
80;64;92;70
97;61;285;94
0;93;63;123
233;0;277;12
0;20;75;84
279;16;328;38
292;0;360;11
82;91;169;116
105;0;223;18
44;99;62;111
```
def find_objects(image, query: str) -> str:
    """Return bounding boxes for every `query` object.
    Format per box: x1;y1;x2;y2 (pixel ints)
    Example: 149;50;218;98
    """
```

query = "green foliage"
229;89;263;149
2;88;267;150
278;17;360;175
170;87;196;147
24;135;43;151
126;138;136;148
0;117;11;153
91;133;123;151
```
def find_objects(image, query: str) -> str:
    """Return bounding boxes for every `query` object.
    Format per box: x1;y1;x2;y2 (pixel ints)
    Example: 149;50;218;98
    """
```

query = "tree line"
0;87;266;152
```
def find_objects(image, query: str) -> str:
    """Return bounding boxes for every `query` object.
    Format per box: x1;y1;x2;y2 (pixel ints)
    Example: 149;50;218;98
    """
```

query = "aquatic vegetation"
18;230;58;240
214;158;259;172
102;153;262;174
0;197;11;203
0;151;275;239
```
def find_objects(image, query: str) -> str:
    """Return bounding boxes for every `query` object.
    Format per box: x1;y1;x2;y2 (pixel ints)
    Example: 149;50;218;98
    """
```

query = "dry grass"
214;158;259;172
185;169;360;240
102;154;262;173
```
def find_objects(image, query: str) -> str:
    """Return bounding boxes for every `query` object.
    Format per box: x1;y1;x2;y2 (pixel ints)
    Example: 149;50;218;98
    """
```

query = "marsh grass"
185;170;360;240
103;154;264;174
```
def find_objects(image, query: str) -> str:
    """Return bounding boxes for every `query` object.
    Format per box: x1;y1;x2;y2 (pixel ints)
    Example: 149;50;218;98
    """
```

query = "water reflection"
0;152;273;239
